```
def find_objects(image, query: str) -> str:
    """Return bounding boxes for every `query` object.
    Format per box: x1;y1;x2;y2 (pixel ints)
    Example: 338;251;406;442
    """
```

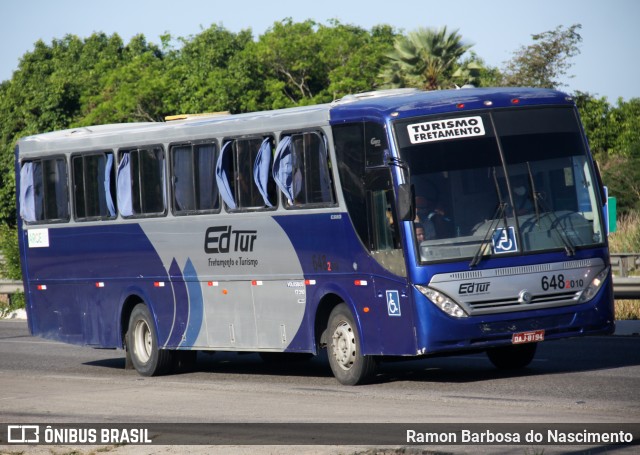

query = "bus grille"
466;290;580;313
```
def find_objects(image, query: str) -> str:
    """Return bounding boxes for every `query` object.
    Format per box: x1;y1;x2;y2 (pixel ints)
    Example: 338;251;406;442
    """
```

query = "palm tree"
380;27;473;90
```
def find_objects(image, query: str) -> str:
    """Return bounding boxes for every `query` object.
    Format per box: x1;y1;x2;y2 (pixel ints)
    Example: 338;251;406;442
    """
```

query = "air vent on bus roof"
332;88;421;105
165;112;230;121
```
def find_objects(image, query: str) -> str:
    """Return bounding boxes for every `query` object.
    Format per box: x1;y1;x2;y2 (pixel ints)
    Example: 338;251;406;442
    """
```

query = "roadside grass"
0;292;25;318
616;300;640;320
608;211;640;253
608;211;640;319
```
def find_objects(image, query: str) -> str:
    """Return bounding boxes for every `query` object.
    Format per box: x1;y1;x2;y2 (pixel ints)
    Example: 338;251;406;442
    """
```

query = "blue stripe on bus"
165;258;189;348
181;258;204;348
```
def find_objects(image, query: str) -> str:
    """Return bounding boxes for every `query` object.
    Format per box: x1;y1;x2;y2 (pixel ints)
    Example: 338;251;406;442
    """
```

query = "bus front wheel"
127;303;173;376
486;343;537;370
327;303;376;385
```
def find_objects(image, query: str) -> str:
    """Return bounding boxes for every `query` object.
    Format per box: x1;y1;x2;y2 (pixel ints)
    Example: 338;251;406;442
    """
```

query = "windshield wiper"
469;167;509;268
469;203;508;268
533;194;576;256
523;162;575;256
526;162;541;224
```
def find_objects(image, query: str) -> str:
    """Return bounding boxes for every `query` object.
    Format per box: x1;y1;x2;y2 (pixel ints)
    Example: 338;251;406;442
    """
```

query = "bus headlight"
578;266;610;303
415;285;469;318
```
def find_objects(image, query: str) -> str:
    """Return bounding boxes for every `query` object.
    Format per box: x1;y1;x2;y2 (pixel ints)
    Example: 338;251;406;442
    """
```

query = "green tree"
502;24;582;88
574;91;619;159
0;35;98;225
253;19;396;109
575;92;640;214
322;23;396;97
0;32;171;224
612;98;640;156
453;52;500;88
80;34;171;124
168;24;254;115
598;98;640;214
379;26;474;90
600;152;640;215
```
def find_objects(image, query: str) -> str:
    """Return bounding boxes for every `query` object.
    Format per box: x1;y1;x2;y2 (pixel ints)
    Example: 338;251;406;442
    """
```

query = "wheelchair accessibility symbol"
386;290;401;317
492;226;518;254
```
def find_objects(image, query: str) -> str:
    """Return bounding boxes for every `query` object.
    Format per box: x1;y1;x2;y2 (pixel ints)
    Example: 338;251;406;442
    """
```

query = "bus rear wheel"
327;303;376;385
127;303;173;376
486;343;537;370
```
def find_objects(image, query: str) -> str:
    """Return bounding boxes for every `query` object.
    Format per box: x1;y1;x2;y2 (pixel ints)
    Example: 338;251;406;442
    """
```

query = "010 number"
541;274;584;291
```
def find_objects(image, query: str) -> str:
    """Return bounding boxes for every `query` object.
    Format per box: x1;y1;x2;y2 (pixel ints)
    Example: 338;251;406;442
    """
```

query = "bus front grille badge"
518;290;533;304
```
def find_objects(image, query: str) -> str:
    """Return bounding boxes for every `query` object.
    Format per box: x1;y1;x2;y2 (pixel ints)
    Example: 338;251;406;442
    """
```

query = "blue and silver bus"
16;87;614;385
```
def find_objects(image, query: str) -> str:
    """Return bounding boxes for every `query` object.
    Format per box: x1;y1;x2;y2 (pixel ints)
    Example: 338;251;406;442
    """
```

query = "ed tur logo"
459;282;491;295
204;226;257;254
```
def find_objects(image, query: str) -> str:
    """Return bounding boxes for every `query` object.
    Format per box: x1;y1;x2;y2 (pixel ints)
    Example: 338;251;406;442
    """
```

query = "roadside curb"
614;320;640;336
1;309;27;320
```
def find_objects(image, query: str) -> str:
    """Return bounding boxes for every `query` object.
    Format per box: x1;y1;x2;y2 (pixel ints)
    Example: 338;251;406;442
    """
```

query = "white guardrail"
1;254;640;299
610;253;640;299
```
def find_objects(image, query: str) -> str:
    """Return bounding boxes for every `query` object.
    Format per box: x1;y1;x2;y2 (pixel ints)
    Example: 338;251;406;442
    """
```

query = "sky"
2;0;638;102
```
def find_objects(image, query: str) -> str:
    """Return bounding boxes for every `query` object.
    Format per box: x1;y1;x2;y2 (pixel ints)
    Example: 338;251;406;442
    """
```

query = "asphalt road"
0;319;639;454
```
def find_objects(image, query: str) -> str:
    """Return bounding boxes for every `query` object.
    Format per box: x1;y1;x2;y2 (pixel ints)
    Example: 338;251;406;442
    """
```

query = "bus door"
364;170;416;355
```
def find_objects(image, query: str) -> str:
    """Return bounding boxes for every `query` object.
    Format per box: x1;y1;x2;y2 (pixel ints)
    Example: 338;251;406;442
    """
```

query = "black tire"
487;343;537;370
127;303;173;376
326;303;376;385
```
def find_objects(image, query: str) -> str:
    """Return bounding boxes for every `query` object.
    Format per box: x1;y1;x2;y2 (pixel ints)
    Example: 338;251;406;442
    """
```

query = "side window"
333;123;369;247
333;122;391;247
333;122;405;276
365;122;389;167
117;146;166;217
171;142;219;214
367;171;405;276
370;188;400;250
216;137;277;211
273;131;335;208
19;157;70;223
72;153;116;220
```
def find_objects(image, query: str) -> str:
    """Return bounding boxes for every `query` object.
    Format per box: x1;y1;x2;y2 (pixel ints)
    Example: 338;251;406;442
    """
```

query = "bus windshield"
395;107;604;264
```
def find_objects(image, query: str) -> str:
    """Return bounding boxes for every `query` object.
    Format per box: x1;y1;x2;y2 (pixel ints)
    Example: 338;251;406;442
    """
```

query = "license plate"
512;329;545;344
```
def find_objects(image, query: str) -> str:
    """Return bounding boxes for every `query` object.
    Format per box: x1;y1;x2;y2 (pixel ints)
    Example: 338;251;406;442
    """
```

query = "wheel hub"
331;321;356;370
133;319;152;363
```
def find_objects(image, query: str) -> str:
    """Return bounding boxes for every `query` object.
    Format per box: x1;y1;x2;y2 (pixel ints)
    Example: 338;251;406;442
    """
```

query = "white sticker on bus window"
407;116;485;144
28;228;49;248
564;167;574;186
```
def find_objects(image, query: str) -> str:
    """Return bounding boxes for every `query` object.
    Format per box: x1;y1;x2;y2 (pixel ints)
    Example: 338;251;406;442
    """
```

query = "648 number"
541;274;583;291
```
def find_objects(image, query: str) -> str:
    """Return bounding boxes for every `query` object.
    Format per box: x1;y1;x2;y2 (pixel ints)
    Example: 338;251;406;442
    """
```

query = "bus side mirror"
594;160;606;207
397;183;415;221
603;186;617;235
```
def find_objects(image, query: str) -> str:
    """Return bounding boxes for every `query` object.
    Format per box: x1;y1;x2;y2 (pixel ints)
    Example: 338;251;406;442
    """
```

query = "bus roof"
328;86;573;123
17;87;572;157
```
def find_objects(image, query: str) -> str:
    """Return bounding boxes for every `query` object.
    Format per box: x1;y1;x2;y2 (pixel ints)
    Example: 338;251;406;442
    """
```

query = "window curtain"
253;138;274;207
215;141;235;209
19;162;36;222
33;162;43;220
104;154;116;217
116;153;133;217
272;136;293;203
